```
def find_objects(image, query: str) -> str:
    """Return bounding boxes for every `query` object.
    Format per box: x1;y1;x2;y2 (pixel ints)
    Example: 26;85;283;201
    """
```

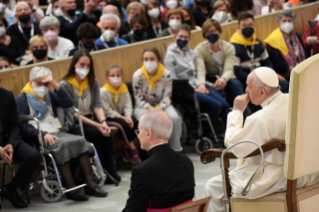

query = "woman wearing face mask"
120;2;146;37
191;0;213;27
0;17;24;66
162;0;179;19
0;56;11;71
158;8;184;37
265;10;306;82
180;7;199;30
100;65;141;164
26;35;54;65
122;14;149;43
145;0;168;39
211;0;233;25
40;16;74;59
133;47;183;152
60;49;121;184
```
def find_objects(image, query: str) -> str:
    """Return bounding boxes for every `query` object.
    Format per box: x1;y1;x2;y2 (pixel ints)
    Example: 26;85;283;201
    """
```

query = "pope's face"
245;72;264;106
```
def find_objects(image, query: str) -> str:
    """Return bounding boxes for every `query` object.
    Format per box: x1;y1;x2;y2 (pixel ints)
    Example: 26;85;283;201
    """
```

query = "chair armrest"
18;115;38;123
201;139;286;164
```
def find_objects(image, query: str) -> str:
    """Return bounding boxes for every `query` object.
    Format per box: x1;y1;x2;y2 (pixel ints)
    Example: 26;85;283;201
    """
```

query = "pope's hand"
233;94;249;112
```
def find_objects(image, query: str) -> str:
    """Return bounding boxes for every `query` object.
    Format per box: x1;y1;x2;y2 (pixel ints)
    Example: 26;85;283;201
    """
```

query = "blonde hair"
201;19;222;38
213;0;230;12
29;35;49;51
106;65;123;76
165;8;184;23
126;2;145;14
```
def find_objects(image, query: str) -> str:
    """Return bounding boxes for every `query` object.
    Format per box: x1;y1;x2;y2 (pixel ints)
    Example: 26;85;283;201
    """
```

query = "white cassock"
203;91;319;212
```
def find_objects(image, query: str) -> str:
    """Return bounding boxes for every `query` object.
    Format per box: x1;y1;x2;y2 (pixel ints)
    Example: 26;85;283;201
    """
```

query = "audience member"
123;109;195;212
45;0;59;16
16;66;107;201
302;14;319;56
265;10;306;82
158;8;184;37
40;16;74;59
191;0;213;28
162;0;179;19
180;7;198;30
107;0;128;22
0;0;13;19
100;65;141;164
132;47;183;152
231;0;262;20
57;0;101;45
27;35;54;65
211;0;233;24
0;86;41;208
122;14;149;43
22;0;45;19
6;1;41;54
98;0;107;8
121;2;145;37
230;13;289;95
69;22;105;56
145;0;168;38
96;13;128;48
261;0;290;15
0;17;24;65
0;56;11;71
59;49;121;183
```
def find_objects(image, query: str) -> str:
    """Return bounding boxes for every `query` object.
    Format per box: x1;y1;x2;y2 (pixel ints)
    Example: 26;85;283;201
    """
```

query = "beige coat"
194;40;235;85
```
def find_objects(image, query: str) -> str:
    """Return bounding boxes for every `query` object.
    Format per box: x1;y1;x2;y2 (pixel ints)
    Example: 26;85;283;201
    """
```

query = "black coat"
0;88;20;148
123;144;195;212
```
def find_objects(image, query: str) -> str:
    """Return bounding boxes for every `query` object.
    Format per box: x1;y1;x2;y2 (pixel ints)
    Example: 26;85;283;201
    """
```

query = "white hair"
30;66;52;81
58;0;65;8
100;13;121;30
13;1;31;15
141;109;173;140
253;74;280;95
39;16;61;30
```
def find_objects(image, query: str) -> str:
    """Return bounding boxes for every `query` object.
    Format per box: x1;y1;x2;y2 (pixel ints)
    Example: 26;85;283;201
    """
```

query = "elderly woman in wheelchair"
15;66;107;202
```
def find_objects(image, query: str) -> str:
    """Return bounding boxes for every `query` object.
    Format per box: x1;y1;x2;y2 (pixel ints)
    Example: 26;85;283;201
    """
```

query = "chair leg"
1;164;6;201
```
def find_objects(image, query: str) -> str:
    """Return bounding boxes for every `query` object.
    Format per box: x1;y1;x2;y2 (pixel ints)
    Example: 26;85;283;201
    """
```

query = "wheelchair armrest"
18;115;38;123
200;139;286;164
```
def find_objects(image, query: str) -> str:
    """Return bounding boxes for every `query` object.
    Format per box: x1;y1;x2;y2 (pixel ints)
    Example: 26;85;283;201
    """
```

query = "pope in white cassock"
203;67;319;212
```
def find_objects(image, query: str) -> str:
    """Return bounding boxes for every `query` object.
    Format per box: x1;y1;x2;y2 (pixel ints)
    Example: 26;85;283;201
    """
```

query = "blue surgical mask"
82;42;95;51
206;34;219;44
176;39;188;50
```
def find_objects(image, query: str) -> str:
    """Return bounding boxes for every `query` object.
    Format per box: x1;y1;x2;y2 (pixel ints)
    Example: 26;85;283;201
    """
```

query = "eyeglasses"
176;35;189;40
205;29;219;36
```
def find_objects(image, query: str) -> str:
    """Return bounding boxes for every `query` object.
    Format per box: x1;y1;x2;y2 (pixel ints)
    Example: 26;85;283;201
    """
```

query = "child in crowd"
100;65;141;164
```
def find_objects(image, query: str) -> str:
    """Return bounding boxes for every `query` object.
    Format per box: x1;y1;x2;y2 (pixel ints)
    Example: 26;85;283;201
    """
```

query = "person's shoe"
66;188;89;201
120;147;131;163
85;185;107;197
130;149;141;164
1;185;28;208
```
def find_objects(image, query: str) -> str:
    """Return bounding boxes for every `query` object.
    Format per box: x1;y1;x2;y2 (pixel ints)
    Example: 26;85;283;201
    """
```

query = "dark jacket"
191;8;213;27
0;88;20;148
123;144;195;212
15;87;74;138
119;21;130;38
146;21;168;39
122;30;149;44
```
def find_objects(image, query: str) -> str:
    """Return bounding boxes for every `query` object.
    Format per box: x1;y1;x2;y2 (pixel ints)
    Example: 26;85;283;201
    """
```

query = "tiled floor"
1;146;236;212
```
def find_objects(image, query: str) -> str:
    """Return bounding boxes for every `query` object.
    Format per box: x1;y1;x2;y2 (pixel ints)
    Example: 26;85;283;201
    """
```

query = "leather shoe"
66;188;89;201
1;185;28;208
85;185;107;197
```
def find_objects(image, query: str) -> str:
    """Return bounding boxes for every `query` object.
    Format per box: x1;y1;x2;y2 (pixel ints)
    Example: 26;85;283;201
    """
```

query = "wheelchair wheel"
195;137;213;154
92;165;106;188
41;180;63;202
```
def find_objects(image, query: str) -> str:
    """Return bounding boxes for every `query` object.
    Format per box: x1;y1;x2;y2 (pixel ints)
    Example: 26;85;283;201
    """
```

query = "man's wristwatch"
32;9;36;13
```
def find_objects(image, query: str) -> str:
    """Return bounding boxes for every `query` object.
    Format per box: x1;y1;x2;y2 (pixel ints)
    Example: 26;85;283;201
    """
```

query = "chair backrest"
284;54;319;180
168;197;211;212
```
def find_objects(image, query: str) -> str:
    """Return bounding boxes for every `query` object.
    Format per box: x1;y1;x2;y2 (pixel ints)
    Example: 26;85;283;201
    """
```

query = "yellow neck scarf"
103;82;128;103
66;76;89;97
264;27;289;56
229;31;259;46
141;64;166;92
21;82;46;100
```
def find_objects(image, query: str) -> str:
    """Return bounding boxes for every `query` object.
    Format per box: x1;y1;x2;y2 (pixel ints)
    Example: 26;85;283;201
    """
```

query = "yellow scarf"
21;82;46;100
141;64;166;92
264;27;289;56
103;82;128;103
229;31;259;46
66;76;89;97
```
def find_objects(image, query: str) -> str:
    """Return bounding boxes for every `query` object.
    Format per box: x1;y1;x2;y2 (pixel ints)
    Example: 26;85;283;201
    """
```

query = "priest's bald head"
245;67;281;106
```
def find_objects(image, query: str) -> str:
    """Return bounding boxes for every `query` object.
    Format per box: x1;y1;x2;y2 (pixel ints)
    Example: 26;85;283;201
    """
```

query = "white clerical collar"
148;142;167;151
260;91;282;108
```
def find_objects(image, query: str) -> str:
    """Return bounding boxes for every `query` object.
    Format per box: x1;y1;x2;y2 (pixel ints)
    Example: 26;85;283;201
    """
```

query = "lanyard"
168;28;173;35
245;45;254;62
100;35;118;48
152;23;162;36
18;22;34;43
61;13;73;23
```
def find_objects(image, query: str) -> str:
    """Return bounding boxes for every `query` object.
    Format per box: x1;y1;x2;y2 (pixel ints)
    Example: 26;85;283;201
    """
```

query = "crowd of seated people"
0;0;318;210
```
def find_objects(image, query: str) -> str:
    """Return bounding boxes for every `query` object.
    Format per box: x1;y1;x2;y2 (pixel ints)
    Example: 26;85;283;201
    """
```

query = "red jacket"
302;18;319;56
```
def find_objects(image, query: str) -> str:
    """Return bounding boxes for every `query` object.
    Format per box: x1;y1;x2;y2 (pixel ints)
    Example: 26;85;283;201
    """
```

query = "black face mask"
197;1;209;7
67;9;76;17
33;49;47;60
133;29;145;38
184;20;191;26
18;14;30;24
242;27;254;38
82;42;95;51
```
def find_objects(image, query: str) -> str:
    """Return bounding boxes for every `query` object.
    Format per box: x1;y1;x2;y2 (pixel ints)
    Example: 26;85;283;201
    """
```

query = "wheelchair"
18;108;108;203
172;79;220;154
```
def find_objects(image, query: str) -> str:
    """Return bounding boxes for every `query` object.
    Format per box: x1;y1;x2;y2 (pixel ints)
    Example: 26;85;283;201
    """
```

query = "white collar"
260;91;282;108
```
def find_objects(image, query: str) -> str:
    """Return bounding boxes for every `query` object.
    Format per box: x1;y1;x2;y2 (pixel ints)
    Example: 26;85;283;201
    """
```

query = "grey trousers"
134;105;183;151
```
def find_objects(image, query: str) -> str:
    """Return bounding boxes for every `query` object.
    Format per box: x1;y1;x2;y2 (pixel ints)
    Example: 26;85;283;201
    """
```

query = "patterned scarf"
282;30;306;67
141;64;166;92
26;93;51;120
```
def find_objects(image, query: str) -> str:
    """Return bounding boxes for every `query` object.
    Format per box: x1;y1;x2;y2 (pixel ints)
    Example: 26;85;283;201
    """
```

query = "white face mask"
169;19;181;31
0;27;6;36
33;85;49;98
212;11;228;24
75;67;90;79
109;76;122;88
166;0;178;9
102;30;116;42
140;0;148;4
280;22;294;34
148;8;160;18
143;61;158;73
0;3;7;13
